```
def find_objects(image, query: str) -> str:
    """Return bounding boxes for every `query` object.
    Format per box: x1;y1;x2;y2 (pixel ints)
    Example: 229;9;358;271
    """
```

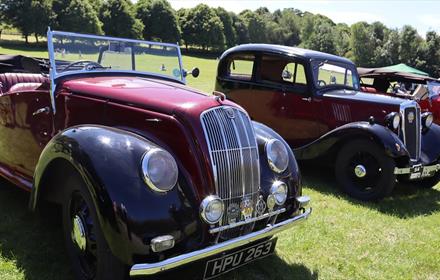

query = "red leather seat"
0;73;48;94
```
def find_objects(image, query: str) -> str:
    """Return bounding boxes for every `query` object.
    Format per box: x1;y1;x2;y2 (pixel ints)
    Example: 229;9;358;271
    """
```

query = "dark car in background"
216;44;440;201
0;31;311;279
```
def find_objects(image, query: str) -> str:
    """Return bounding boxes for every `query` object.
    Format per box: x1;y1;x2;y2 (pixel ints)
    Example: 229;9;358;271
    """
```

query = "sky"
167;0;440;36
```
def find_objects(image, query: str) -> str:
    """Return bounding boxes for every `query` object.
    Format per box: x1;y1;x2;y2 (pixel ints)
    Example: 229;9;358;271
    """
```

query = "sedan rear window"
227;55;255;81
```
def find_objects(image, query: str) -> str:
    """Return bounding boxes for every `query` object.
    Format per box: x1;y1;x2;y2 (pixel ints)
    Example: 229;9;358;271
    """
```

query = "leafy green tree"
305;21;336;54
135;0;180;42
278;9;301;46
53;0;103;34
215;7;236;48
1;0;52;43
100;0;143;39
239;10;267;43
180;4;225;50
334;23;350;57
231;13;249;44
423;31;440;76
349;22;374;66
374;29;400;66
399;25;423;66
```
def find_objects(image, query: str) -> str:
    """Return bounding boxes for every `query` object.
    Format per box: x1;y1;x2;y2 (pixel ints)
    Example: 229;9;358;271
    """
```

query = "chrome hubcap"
72;215;87;252
354;165;367;178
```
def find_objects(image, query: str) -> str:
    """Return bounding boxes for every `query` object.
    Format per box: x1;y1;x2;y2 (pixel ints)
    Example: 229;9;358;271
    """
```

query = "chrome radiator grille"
201;106;260;227
400;102;421;161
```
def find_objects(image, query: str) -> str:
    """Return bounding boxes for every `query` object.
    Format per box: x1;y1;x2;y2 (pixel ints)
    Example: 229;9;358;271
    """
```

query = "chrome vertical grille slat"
201;106;260;230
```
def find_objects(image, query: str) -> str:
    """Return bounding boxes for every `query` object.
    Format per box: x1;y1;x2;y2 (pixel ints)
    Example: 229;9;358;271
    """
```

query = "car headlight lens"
141;148;178;192
266;139;289;173
422;112;433;129
200;196;224;224
271;181;288;205
385;112;400;130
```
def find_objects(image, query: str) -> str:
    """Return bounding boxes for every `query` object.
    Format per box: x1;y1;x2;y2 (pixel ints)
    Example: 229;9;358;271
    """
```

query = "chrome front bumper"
130;207;312;277
394;163;440;177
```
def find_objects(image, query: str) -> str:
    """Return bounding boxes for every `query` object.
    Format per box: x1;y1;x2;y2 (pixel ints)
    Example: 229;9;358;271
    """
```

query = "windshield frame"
47;29;185;113
312;59;360;91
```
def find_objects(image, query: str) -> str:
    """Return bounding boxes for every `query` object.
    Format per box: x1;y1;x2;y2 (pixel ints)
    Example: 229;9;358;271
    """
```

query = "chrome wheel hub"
354;165;367;178
72;215;87;252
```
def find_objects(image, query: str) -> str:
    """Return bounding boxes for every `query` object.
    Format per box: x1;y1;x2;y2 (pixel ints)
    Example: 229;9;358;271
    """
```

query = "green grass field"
0;41;439;280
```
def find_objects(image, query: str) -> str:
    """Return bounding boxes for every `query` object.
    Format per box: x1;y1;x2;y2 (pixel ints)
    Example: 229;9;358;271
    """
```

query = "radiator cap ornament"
240;197;253;221
225;107;235;119
408;112;415;124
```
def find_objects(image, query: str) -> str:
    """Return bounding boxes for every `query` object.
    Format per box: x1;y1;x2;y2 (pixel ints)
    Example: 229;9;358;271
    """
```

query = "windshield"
427;81;440;99
48;30;184;82
313;61;360;90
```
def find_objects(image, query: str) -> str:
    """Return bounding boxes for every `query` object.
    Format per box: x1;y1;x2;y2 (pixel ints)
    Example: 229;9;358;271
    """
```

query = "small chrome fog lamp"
150;235;175;252
385;112;400;130
200;195;224;224
270;181;288;206
422;112;433;129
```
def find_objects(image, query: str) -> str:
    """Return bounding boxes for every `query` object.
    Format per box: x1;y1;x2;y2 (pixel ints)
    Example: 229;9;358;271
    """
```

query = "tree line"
1;0;439;77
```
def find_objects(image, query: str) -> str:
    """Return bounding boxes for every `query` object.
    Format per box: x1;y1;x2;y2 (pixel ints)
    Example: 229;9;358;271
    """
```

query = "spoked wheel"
62;174;127;280
335;139;396;201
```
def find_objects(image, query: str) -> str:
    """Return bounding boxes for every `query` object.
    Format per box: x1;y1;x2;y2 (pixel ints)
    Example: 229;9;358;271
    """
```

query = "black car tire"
335;139;396;201
62;173;128;280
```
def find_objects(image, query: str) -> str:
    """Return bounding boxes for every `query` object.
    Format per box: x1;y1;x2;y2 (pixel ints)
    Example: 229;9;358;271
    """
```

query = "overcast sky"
167;0;440;36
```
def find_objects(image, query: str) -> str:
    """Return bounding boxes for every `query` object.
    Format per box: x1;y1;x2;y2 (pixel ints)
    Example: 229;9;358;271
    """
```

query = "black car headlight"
385;112;400;130
266;139;289;173
422;112;433;129
141;148;178;192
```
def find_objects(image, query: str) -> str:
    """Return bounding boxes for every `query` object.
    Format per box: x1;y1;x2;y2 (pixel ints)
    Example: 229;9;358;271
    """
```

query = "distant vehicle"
216;44;440;201
0;31;311;280
358;67;440;124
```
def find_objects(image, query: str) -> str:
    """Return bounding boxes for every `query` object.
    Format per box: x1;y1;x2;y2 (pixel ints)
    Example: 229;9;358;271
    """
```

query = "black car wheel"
62;174;128;280
335;139;396;201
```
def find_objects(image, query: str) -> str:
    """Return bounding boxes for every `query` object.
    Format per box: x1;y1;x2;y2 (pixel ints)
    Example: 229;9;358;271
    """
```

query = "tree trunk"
35;34;39;43
25;35;29;44
0;30;2;40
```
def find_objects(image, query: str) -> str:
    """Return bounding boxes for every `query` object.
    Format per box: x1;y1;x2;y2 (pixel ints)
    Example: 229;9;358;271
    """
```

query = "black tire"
62;174;128;280
416;173;440;189
335;139;396;201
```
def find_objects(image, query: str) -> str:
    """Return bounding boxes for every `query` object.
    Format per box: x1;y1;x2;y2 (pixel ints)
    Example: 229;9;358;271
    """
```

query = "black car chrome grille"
200;106;260;234
400;102;421;161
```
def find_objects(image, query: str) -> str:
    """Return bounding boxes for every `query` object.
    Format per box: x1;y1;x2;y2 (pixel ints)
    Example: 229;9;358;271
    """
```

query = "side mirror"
183;67;200;78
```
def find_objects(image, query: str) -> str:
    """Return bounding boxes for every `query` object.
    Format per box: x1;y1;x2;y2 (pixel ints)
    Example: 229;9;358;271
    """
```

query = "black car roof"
220;44;355;65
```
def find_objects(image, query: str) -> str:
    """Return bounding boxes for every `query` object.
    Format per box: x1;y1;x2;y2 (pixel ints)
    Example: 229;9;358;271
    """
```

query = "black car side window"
226;54;255;81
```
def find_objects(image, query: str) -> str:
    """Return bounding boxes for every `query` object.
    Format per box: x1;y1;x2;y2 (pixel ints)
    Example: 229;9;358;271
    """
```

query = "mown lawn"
0;42;439;280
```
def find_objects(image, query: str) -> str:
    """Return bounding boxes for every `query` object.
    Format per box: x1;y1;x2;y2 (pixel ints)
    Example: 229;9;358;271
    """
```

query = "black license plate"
203;239;277;279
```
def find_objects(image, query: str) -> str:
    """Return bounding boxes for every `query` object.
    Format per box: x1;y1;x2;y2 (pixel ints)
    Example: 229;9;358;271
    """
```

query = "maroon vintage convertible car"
0;31;311;279
216;44;440;201
358;67;440;125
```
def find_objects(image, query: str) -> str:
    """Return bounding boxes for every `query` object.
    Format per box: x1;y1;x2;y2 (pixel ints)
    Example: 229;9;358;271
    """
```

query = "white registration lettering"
244;248;255;262
222;255;234;271
211;258;224;275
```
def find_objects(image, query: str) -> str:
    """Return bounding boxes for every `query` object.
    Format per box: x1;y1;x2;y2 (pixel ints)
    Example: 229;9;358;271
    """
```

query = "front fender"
421;123;440;164
293;122;409;161
252;121;302;214
31;125;200;265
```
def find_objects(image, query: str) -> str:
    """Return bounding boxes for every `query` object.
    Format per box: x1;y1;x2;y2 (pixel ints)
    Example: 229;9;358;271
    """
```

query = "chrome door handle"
301;97;312;102
33;106;50;116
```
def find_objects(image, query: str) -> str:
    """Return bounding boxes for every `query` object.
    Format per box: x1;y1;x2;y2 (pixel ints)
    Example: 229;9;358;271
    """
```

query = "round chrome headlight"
422;112;433;129
385;112;400;130
266;139;289;173
200;196;224;224
271;181;288;205
141;148;178;192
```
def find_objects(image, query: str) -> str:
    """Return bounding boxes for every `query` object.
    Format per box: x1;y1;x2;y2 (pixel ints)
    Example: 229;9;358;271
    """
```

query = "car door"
219;52;323;148
0;84;53;182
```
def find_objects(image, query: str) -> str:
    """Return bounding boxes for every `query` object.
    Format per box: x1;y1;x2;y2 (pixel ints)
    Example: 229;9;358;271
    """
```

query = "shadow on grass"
218;253;318;280
0;179;72;280
300;162;440;218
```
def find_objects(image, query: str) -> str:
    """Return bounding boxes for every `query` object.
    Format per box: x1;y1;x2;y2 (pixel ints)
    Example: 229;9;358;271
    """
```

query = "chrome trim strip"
129;208;312;277
394;164;440;175
209;208;286;234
